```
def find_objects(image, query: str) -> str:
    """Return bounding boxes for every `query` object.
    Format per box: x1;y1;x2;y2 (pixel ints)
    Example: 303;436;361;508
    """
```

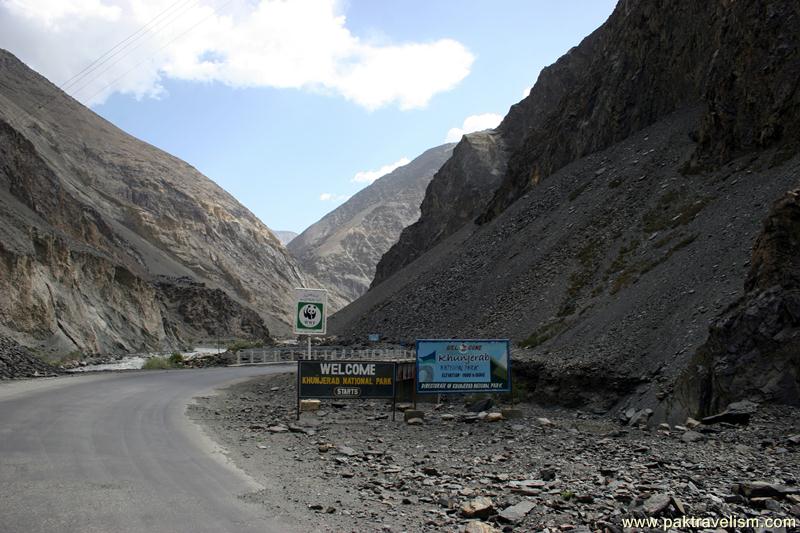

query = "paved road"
0;366;298;533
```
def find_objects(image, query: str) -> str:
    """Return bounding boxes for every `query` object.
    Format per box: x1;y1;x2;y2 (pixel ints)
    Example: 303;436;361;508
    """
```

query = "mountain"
288;144;454;306
0;49;310;356
371;134;503;288
332;0;800;421
273;231;299;246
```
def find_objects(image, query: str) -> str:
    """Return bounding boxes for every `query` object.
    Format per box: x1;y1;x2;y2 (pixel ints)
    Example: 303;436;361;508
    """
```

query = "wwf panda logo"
298;303;322;328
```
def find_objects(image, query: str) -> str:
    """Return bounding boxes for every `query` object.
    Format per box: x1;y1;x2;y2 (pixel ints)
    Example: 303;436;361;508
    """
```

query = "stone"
670;496;686;515
404;410;425;422
467;398;494;412
406;417;424;425
540;468;557;481
501;408;523;420
498;500;535;523
702;409;752;425
685;418;701;429
643;493;672;516
460;497;495;519
267;425;289;433
336;445;358;457
733;482;800;500
287;424;314;435
464;521;500;533
299;399;321;412
486;412;504;422
440;414;456;421
422;466;440;476
536;417;554;427
787;434;800;445
681;431;705;443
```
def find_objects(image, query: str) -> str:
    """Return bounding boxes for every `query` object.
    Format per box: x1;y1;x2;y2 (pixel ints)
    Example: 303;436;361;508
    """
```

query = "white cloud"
319;192;349;202
0;0;474;109
522;85;533;99
445;112;503;142
351;156;410;184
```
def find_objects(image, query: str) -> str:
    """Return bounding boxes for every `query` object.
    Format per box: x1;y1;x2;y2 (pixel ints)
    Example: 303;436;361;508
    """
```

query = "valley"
1;0;799;531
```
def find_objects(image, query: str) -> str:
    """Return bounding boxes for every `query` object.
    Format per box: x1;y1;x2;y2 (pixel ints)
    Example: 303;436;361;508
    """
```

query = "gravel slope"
193;373;800;532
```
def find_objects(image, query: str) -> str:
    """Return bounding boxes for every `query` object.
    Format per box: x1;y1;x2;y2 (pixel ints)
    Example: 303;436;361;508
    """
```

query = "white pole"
307;336;311;360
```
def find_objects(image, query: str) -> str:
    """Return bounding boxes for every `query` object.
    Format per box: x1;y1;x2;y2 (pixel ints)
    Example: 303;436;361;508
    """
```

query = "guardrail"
234;347;415;366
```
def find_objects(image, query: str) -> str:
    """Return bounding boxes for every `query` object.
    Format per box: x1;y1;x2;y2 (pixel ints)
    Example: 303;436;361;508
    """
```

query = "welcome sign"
415;339;511;394
298;360;396;399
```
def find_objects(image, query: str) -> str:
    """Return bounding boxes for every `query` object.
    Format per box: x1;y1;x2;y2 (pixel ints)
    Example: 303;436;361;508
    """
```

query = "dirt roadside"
188;372;800;532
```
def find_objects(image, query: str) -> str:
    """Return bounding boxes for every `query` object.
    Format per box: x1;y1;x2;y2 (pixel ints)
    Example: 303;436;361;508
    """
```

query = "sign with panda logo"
293;288;327;335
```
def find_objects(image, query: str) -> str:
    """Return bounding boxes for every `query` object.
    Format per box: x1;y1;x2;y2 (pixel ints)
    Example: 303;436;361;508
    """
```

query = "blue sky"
1;0;616;233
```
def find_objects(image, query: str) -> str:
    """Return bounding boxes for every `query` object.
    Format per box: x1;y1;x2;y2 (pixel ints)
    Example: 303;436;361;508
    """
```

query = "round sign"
298;303;322;328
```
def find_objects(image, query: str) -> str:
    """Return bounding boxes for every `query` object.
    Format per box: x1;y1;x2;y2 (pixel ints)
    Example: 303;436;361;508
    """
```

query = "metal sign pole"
392;363;397;421
296;361;301;421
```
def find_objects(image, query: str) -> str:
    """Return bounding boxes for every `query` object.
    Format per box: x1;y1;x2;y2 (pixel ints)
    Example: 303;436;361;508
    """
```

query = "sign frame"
415;339;512;395
296;360;398;420
293;287;328;335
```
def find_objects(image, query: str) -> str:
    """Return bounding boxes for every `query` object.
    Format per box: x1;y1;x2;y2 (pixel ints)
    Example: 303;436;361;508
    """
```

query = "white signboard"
293;288;327;335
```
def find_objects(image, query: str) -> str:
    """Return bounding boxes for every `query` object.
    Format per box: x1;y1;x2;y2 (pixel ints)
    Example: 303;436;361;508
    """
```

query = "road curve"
0;366;298;533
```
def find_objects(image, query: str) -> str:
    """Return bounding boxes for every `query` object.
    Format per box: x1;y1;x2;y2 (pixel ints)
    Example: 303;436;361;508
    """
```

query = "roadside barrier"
234;347;415;366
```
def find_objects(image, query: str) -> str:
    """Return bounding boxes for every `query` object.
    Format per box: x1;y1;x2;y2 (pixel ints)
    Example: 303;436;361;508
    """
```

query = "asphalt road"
0;366;299;533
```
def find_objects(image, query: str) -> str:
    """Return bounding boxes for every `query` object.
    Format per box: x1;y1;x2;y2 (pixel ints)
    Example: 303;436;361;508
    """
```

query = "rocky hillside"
333;0;800;420
289;144;454;306
0;49;310;356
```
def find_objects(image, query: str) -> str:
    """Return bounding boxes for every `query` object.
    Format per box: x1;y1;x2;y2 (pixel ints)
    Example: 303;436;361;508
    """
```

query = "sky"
0;0;617;233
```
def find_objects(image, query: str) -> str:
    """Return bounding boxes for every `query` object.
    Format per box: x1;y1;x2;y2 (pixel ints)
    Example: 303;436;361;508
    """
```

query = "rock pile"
0;336;58;379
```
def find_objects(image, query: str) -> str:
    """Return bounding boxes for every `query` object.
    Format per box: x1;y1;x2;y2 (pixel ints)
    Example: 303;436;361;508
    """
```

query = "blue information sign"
415;339;511;394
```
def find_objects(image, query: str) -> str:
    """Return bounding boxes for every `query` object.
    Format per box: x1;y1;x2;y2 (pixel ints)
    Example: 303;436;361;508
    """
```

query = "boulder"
460;497;494;519
486;412;504;422
643;493;672;516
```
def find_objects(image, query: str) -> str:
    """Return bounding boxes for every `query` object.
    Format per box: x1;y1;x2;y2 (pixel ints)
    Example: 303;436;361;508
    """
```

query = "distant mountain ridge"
0;49;311;355
288;144;454;307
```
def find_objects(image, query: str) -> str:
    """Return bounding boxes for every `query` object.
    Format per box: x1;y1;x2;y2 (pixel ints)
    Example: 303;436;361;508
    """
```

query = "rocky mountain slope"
333;0;800;420
289;144;454;306
273;231;298;246
0;49;310;356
